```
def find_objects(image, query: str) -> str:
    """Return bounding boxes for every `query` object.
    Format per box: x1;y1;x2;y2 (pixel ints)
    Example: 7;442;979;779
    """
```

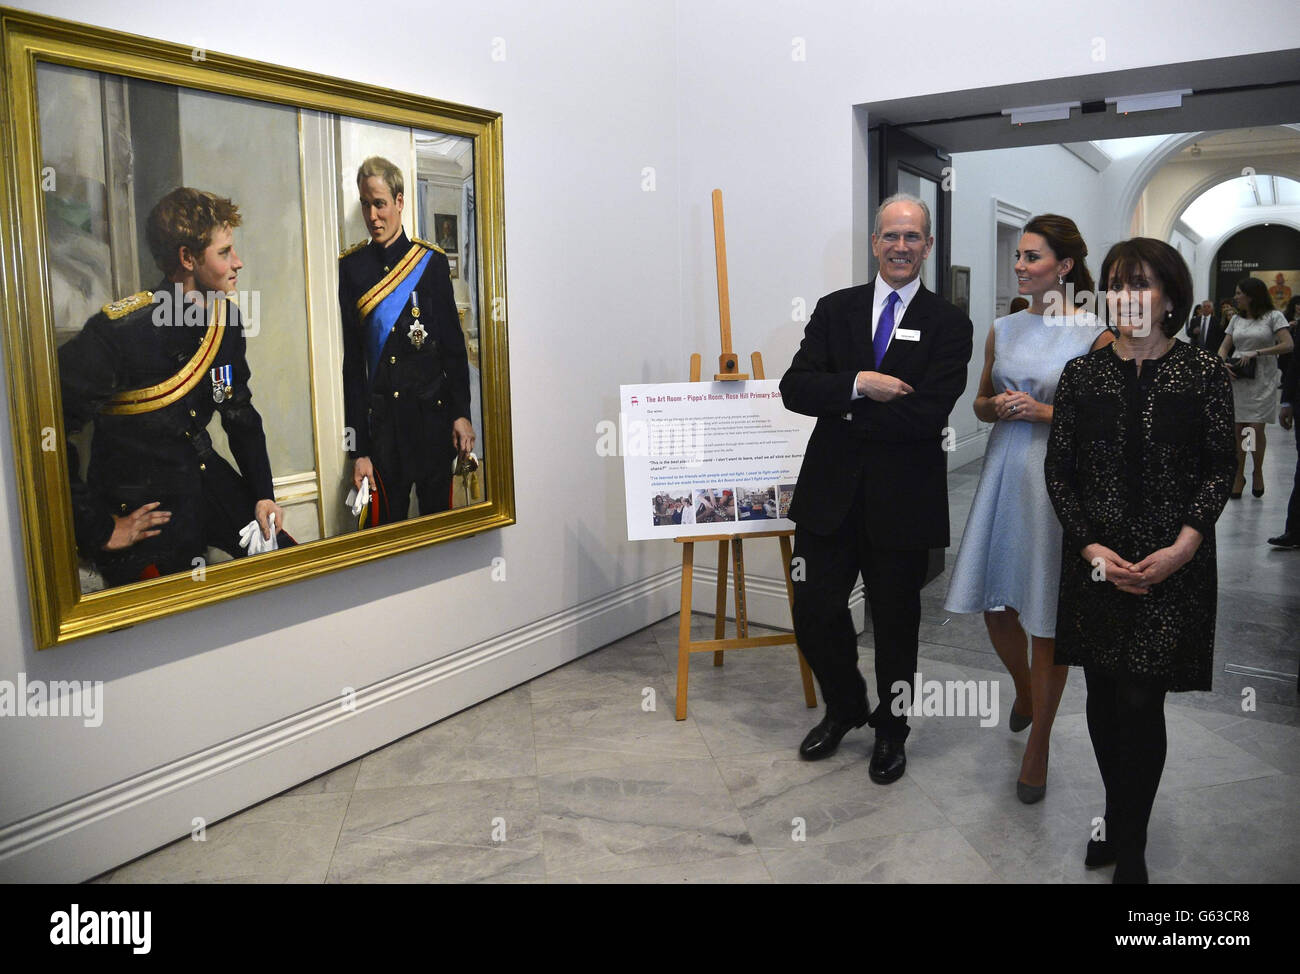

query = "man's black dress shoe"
798;708;871;761
1267;532;1300;548
868;737;906;784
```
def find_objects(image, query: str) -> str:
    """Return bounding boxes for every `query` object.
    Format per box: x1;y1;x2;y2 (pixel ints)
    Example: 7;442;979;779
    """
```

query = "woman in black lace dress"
1045;238;1235;884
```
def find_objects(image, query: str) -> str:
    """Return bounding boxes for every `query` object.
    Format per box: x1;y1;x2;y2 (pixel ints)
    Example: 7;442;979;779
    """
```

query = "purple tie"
874;291;900;369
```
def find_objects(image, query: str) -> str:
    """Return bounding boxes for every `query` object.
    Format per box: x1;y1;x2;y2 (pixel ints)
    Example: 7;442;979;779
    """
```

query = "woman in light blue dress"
944;214;1111;802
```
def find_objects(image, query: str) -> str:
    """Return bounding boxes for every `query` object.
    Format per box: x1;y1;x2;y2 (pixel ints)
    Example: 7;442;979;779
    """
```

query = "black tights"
1084;666;1167;876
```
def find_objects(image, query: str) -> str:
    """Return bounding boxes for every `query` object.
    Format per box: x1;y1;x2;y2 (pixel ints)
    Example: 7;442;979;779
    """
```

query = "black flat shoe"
798;707;871;761
868;736;906;784
1267;532;1300;548
1085;838;1116;868
1113;855;1148;884
1252;473;1264;498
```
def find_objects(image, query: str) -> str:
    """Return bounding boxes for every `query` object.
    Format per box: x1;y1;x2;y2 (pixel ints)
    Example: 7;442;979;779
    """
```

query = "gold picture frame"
0;7;514;647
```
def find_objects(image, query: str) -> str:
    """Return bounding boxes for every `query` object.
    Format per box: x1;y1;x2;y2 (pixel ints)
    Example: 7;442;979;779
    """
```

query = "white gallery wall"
2;0;1298;882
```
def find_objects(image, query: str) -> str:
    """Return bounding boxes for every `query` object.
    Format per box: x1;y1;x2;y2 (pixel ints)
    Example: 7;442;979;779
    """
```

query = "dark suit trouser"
371;443;453;522
97;457;295;587
385;473;453;521
1287;422;1300;537
791;484;929;742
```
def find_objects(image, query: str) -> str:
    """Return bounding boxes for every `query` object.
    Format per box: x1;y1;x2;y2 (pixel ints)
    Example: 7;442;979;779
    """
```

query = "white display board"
619;380;815;541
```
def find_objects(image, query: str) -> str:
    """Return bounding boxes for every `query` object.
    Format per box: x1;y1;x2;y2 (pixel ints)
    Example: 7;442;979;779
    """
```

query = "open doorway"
854;48;1300;700
855;51;1298;466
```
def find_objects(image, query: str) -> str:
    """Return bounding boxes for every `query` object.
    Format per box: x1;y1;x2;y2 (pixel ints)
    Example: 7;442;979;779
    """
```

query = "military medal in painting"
210;364;233;404
408;291;427;350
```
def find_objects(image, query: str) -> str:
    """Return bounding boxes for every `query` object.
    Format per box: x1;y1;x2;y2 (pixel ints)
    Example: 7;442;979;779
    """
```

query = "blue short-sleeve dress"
943;310;1104;638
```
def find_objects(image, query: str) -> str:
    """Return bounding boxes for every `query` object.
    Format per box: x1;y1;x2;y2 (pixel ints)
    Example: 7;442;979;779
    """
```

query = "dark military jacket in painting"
58;285;275;562
338;231;471;483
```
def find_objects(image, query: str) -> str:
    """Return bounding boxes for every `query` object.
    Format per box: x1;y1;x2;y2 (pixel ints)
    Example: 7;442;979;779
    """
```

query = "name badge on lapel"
408;290;427;350
210;364;233;403
895;328;921;342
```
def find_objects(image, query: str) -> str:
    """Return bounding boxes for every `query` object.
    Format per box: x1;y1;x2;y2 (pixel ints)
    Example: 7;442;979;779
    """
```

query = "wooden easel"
672;189;817;720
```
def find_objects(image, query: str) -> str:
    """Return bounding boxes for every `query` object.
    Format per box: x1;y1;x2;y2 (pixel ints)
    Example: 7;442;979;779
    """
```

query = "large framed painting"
0;7;514;647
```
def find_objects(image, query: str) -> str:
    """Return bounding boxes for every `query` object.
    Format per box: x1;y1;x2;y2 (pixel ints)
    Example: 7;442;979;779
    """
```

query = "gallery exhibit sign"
618;380;814;541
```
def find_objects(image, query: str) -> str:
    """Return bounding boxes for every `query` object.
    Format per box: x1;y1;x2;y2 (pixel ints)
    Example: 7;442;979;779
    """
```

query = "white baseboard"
0;567;681;883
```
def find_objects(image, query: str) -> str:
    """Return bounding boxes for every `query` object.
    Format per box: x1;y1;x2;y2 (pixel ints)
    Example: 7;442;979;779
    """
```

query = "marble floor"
92;438;1300;883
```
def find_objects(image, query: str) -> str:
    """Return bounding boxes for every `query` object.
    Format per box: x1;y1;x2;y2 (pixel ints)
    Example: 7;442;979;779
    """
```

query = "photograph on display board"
777;483;795;518
0;7;514;646
651;489;695;526
693;487;736;524
736;484;777;521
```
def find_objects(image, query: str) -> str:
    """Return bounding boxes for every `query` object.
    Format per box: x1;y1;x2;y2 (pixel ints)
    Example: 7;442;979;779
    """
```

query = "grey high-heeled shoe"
1016;759;1047;804
1009;700;1032;733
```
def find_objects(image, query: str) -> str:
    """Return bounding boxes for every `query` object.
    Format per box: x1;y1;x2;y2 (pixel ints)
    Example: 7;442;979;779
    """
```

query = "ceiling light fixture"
1001;102;1080;125
1105;89;1192;114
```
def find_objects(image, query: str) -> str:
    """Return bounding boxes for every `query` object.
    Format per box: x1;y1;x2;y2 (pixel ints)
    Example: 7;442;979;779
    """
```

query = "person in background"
1218;277;1294;498
1218;299;1236;340
1046;237;1234;883
1277;296;1299;407
1186;299;1224;353
1267;302;1299;548
945;214;1110;803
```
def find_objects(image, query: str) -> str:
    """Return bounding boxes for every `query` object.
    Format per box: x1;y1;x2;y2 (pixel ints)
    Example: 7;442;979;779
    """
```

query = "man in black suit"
1268;329;1299;548
1186;299;1224;352
780;194;973;783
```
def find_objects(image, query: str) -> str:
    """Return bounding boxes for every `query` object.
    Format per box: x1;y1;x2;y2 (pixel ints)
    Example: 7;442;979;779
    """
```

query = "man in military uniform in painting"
338;156;474;523
58;187;289;588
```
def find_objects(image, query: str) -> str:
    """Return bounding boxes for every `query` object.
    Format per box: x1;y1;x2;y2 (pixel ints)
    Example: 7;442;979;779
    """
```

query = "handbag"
1225;356;1257;379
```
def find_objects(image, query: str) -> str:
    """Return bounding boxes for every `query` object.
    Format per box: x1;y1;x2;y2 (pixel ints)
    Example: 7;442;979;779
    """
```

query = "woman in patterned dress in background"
1046;238;1235;883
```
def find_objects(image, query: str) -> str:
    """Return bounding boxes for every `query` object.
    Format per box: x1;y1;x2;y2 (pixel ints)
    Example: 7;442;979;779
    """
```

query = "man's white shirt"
850;272;923;400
